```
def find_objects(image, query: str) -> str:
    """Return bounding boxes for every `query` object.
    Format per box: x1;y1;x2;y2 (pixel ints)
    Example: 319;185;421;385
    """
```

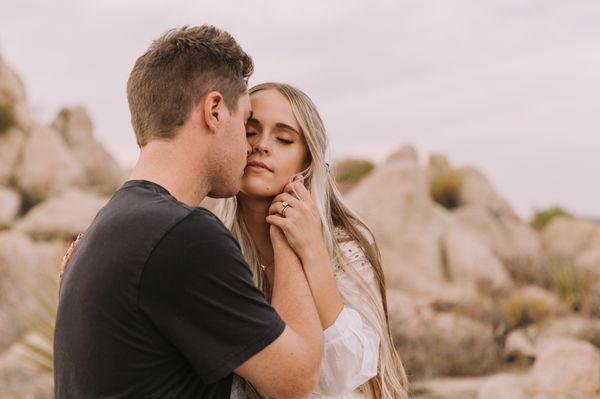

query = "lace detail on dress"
333;236;370;278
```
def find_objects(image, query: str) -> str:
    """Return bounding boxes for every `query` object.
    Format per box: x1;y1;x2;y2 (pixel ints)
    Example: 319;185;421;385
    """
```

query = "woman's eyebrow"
275;122;300;135
246;110;254;123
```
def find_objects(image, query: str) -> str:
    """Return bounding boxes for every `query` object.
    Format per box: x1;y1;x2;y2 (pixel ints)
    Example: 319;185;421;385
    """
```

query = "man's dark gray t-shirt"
54;180;286;398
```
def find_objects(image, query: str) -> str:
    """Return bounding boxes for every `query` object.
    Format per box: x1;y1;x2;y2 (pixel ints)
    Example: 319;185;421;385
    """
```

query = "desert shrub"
500;292;553;330
548;258;588;311
531;206;571;230
19;274;57;372
430;170;463;209
332;158;375;192
0;102;16;134
501;255;550;287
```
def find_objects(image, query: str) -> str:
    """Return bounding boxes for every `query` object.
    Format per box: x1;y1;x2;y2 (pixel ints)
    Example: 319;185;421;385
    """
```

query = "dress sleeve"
314;239;382;396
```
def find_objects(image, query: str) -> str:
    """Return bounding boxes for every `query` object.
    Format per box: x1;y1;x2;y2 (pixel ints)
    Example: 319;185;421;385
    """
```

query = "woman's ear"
202;91;225;133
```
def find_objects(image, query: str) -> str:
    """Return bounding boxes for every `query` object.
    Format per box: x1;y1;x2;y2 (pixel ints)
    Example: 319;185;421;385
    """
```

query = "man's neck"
129;140;210;207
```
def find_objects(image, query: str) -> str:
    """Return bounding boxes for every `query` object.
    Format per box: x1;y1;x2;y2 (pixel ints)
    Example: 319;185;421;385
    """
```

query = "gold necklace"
259;261;273;272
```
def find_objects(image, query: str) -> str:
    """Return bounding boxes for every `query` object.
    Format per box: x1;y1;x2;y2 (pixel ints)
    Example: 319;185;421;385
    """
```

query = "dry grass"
429;170;463;210
547;258;588;312
501;255;550;287
0;102;16;134
500;292;553;331
531;206;571;230
18;274;58;373
332;158;375;192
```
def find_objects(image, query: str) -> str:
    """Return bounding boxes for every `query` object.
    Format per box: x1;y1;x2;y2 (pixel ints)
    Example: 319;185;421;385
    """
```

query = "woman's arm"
301;250;345;329
266;181;382;395
314;240;382;396
235;225;324;399
266;181;344;329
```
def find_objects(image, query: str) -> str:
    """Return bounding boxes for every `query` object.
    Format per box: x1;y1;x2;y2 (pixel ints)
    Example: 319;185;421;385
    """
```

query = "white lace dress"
309;238;382;398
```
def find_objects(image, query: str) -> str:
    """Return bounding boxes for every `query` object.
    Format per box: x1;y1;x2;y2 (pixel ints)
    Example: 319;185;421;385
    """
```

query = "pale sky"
1;0;598;219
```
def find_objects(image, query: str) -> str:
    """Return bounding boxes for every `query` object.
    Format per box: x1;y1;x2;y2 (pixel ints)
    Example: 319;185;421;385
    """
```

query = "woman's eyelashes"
245;131;294;145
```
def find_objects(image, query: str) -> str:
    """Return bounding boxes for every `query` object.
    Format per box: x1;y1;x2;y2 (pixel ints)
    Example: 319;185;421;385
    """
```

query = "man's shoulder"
154;207;242;262
170;207;234;242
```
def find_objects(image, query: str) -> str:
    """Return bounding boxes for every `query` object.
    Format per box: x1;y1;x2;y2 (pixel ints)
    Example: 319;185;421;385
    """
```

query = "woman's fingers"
59;233;84;279
266;214;289;230
269;201;292;216
272;192;302;209
290;181;313;203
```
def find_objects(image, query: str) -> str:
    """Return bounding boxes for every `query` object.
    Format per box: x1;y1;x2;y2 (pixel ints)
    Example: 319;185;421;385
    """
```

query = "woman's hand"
59;233;84;280
266;180;328;263
269;224;290;252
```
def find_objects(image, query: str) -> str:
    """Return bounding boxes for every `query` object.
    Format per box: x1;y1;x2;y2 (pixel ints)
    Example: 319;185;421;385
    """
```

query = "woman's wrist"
301;247;330;270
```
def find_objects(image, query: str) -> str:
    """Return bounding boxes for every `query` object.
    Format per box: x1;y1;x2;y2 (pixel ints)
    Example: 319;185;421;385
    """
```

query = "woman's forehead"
249;89;300;130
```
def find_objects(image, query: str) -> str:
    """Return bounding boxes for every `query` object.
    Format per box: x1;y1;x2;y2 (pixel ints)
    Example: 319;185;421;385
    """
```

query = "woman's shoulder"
332;225;372;273
333;224;375;245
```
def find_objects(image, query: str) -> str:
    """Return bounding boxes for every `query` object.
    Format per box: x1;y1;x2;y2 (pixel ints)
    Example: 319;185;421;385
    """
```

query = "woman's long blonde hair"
211;83;409;399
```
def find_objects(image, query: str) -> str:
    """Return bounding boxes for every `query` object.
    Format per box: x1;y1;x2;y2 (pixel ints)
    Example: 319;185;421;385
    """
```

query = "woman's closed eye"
246;130;293;145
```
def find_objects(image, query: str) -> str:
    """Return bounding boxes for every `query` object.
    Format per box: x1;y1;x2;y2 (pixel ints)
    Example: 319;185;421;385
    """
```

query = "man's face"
207;92;252;198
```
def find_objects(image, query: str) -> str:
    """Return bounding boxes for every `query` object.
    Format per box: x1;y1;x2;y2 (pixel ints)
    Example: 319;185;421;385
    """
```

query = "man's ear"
202;91;225;133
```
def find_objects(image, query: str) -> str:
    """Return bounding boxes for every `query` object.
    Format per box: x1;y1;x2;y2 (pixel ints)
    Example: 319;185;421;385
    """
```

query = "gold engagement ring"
281;201;290;216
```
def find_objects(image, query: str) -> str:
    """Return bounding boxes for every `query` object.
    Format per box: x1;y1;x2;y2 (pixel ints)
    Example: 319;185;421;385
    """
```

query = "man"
54;25;323;398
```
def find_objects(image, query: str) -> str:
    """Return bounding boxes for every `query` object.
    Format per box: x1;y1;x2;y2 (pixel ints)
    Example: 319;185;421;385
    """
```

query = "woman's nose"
251;136;271;155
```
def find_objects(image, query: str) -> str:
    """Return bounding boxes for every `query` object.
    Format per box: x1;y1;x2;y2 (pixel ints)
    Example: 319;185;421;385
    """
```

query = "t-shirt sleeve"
138;209;286;384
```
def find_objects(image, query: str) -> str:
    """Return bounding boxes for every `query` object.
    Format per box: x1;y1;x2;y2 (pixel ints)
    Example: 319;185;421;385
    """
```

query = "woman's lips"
245;161;273;172
246;165;271;173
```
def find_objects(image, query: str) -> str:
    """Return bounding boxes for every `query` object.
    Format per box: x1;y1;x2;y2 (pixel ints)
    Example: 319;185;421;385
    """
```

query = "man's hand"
59;233;84;280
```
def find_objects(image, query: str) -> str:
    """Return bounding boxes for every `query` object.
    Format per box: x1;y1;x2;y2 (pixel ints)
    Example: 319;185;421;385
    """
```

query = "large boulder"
426;153;452;183
530;338;600;398
0;54;32;131
579;245;600;276
0;127;26;186
504;328;537;362
347;146;448;297
457;166;518;220
541;217;600;259
14;126;85;205
541;218;600;315
348;146;517;304
451;206;542;267
505;315;600;366
411;375;488;399
0;54;26;105
477;374;528;399
15;188;108;241
0;187;20;228
529;316;600;349
388;290;501;378
52;107;124;195
441;215;513;294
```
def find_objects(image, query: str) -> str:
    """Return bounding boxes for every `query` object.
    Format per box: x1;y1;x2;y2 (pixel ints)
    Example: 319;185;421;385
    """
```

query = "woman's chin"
240;179;285;199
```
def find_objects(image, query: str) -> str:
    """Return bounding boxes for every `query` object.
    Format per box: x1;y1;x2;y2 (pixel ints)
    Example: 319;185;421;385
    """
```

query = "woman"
211;83;409;399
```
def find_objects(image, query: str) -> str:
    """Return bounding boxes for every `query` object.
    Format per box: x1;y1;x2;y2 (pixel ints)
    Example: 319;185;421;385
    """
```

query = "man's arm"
234;226;323;399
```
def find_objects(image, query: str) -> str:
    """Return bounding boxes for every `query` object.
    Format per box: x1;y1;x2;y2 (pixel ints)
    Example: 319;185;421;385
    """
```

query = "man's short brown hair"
127;25;253;146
